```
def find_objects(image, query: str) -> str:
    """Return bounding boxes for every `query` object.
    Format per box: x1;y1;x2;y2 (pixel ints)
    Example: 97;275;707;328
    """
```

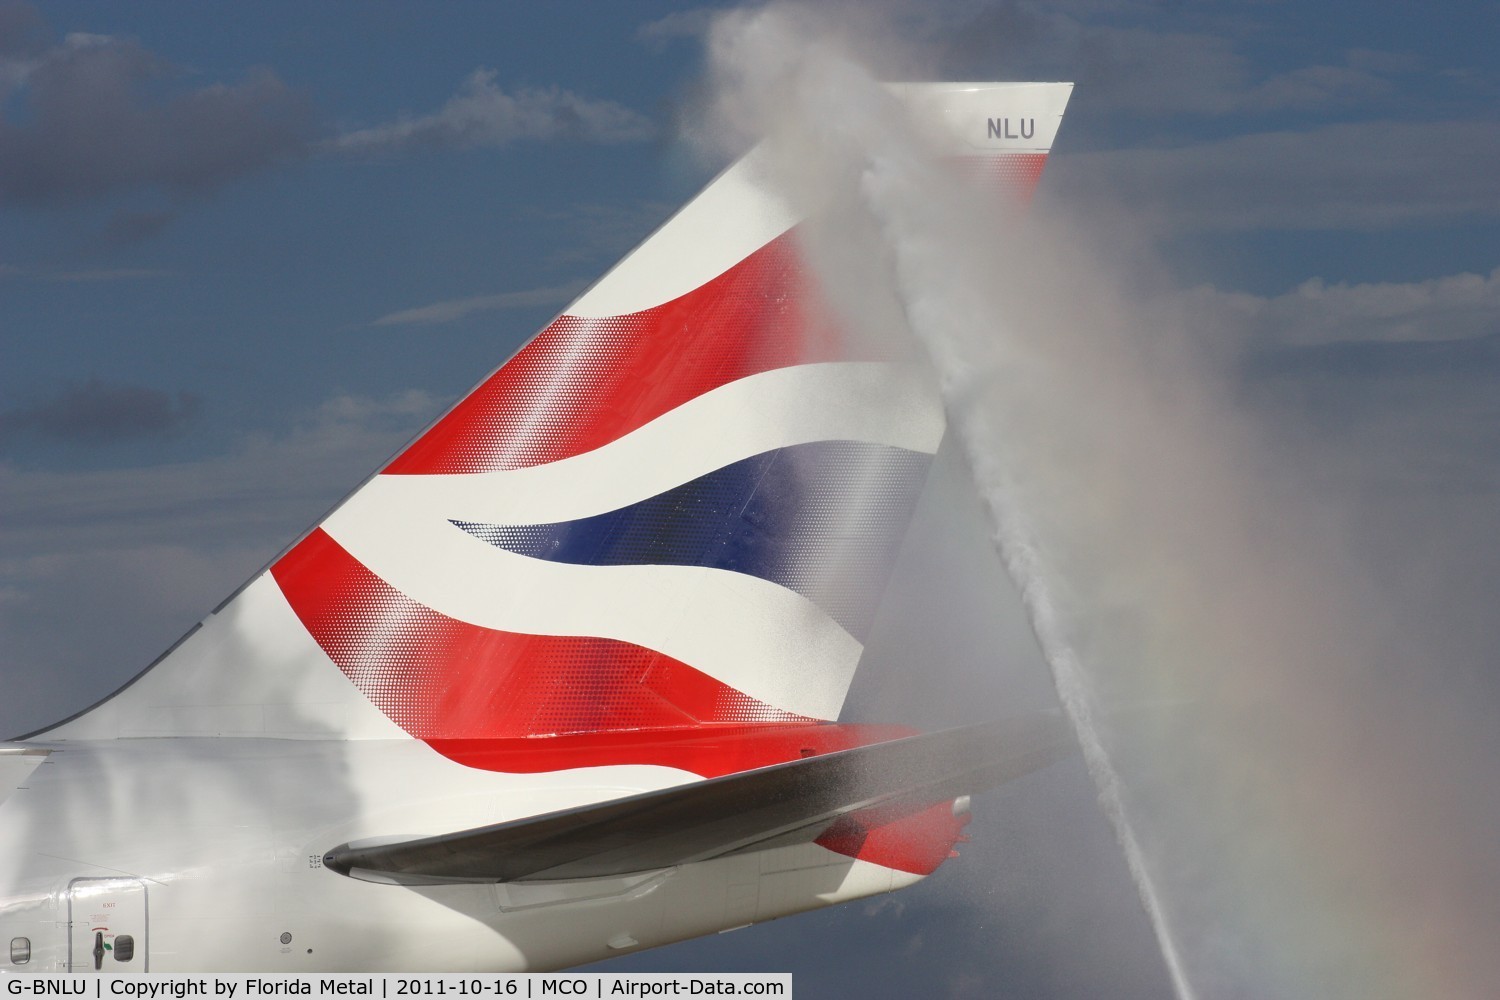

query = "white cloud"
370;281;587;327
1188;267;1500;346
327;70;655;155
636;8;720;49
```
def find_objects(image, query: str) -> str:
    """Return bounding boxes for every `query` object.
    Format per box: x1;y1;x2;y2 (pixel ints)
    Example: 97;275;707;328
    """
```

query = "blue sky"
3;1;1499;996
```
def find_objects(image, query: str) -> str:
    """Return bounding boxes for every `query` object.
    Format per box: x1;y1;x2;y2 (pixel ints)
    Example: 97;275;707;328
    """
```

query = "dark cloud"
1050;120;1500;233
0;389;439;557
0;24;315;205
0;377;202;447
1;5;661;213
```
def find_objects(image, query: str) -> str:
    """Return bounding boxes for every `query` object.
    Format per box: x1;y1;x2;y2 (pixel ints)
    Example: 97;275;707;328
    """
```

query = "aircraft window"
113;935;134;962
9;937;29;965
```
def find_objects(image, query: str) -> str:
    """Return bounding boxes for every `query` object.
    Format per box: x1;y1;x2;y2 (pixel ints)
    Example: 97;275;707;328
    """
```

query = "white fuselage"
0;738;915;973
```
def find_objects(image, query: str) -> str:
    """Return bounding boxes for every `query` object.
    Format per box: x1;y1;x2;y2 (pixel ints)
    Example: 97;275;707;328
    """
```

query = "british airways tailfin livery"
0;82;1072;973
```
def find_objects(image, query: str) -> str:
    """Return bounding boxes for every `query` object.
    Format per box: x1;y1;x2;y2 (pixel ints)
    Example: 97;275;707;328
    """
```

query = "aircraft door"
68;878;146;972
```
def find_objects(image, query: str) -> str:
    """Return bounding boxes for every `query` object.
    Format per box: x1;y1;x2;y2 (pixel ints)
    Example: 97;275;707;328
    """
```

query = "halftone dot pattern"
272;529;811;738
383;232;852;475
954;152;1049;200
427;722;918;777
452;440;932;640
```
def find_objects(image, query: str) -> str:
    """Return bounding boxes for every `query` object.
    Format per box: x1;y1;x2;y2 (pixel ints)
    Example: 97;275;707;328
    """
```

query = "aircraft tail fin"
30;83;1073;748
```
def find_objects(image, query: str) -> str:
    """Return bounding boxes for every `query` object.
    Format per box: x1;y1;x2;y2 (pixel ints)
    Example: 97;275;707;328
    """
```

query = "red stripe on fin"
272;529;808;738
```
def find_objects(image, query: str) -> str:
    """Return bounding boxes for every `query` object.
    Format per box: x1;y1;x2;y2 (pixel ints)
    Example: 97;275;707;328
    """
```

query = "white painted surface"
352;361;943;526
0;738;920;973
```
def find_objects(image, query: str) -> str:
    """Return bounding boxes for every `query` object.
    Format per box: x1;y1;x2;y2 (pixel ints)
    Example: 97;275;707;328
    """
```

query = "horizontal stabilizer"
323;715;1073;884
